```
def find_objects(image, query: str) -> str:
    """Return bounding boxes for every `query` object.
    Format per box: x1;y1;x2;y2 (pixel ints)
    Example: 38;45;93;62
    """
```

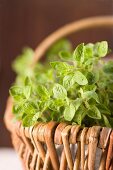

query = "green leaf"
63;74;76;89
87;105;101;119
59;51;72;61
39;100;50;111
47;39;72;59
24;77;32;86
12;104;23;114
10;86;23;96
73;43;85;63
23;114;36;127
73;105;86;125
37;85;50;100
72;98;82;111
84;43;94;59
32;112;41;122
86;72;99;85
12;48;34;75
97;104;111;115
49;99;65;111
22;101;37;114
84;85;97;92
94;41;108;57
74;112;82;125
102;115;111;128
9;86;25;102
84;58;97;67
64;103;75;121
50;61;73;76
24;86;31;99
53;83;67;99
74;71;88;85
82;90;99;103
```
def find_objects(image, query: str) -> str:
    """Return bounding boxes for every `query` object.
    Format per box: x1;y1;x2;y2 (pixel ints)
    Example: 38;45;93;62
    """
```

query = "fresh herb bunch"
10;40;113;128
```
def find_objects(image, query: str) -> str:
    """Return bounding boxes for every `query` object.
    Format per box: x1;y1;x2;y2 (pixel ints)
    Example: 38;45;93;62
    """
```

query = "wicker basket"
4;16;113;170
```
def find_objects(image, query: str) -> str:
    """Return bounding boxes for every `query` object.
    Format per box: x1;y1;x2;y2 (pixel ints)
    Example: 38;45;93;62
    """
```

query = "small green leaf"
12;104;23;114
73;105;86;125
39;100;50;111
64;103;75;121
74;113;82;125
102;115;111;128
87;105;101;119
47;39;72;59
84;58;97;66
74;71;88;85
10;86;23;96
72;98;82;111
94;41;108;57
82;90;99;103
84;43;94;58
59;51;72;61
24;86;31;99
63;74;76;89
73;43;85;63
86;72;99;85
50;61;73;76
49;99;65;111
37;85;50;100
23;114;36;127
32;112;41;122
83;84;97;92
97;104;111;115
9;86;25;102
22;101;37;114
12;48;34;75
50;61;69;70
24;77;32;86
53;83;67;99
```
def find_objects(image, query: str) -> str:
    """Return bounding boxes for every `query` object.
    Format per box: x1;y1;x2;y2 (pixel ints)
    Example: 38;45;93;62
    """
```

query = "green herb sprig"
10;40;113;127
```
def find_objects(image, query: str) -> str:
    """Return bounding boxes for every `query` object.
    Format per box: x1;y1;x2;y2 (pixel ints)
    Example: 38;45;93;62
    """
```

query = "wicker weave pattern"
9;121;113;170
4;16;113;170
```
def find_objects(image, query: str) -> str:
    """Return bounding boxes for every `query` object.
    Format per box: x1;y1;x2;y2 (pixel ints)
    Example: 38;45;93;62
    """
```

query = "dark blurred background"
1;0;113;147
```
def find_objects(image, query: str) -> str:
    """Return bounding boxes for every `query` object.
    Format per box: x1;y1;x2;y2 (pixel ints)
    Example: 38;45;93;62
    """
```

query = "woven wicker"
4;16;113;170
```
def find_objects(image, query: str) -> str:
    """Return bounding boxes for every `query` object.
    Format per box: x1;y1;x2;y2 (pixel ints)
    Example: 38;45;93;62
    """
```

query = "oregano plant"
10;40;113;128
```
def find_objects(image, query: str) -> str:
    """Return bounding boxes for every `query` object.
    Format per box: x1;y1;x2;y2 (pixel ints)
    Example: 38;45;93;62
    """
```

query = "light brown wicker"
4;16;113;170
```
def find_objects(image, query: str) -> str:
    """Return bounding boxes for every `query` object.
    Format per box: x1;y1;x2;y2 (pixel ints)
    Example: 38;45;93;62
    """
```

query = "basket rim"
33;15;113;66
4;97;112;147
4;97;113;170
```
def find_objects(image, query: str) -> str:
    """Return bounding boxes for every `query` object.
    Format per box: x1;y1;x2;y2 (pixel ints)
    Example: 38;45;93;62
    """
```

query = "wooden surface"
1;0;113;147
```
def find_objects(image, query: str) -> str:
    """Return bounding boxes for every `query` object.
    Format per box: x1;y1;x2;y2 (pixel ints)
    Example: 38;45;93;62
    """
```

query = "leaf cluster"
10;40;113;128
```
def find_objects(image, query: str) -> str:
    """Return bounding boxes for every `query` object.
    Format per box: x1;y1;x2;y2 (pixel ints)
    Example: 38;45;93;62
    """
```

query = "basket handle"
33;16;113;65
